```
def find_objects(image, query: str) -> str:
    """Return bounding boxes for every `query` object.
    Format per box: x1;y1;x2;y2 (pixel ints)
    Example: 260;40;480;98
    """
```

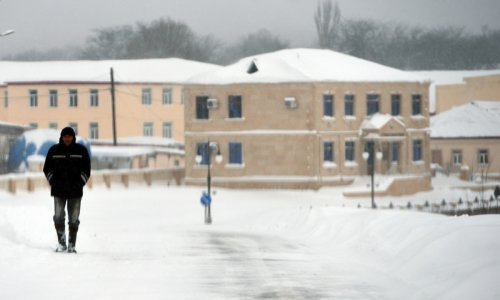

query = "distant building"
0;59;220;143
415;70;500;114
184;49;432;193
430;101;500;179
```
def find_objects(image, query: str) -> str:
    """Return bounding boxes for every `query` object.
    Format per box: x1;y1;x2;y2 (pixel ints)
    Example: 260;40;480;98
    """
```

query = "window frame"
89;122;99;139
49;90;58;107
69;89;78;107
366;94;380;116
29;89;38;107
391;94;401;116
90;89;99;107
142;88;152;106
344;94;355;116
323;94;334;117
324;141;334;162
228;95;243;119
162;122;172;139
229;142;243;165
413;139;423;161
195;96;209;120
345;141;355;162
412;94;422;115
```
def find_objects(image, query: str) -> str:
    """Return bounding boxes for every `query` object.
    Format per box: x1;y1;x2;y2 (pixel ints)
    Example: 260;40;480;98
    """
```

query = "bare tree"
314;0;341;49
218;29;290;64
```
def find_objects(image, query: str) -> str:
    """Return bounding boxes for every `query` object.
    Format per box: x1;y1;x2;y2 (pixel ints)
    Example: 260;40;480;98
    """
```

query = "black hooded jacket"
43;127;91;198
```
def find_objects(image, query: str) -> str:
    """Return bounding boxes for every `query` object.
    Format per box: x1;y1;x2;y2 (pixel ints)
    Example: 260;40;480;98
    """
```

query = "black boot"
55;223;67;252
68;225;78;253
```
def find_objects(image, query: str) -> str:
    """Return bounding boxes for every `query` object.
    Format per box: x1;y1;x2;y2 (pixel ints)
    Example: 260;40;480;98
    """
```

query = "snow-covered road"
1;184;499;299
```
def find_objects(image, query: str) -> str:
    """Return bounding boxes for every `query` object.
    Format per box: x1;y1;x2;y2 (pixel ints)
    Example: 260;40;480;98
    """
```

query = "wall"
2;82;184;142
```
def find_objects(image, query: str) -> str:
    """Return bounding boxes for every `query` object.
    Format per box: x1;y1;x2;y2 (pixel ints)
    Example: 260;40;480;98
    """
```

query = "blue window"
324;142;334;162
412;94;422;115
391;142;399;163
196;143;209;165
229;143;243;164
345;141;355;161
366;94;379;116
196;96;209;119
323;94;334;117
228;95;242;118
413;140;422;161
344;94;354;116
391;94;401;116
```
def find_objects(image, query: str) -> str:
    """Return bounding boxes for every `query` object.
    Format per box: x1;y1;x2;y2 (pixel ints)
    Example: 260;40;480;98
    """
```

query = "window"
366;94;379;116
69;89;78;107
29;123;38;129
228;95;242;118
196;143;209;165
412;94;422;115
49;90;58;107
324;142;334;162
162;88;172;105
88;123;98;139
391;94;401;116
196;96;209;119
478;149;489;165
229;142;243;164
49;123;58;130
452;150;462;165
69;123;78;135
413;140;422;161
162;122;172;139
323;94;334;117
391;142;399;163
143;122;154;137
29;90;38;107
344;94;355;116
345;141;355;161
90;89;99;107
142;88;152;105
4;90;8;107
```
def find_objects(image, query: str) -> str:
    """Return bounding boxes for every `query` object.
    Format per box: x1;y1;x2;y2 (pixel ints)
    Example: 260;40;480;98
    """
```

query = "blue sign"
200;192;212;206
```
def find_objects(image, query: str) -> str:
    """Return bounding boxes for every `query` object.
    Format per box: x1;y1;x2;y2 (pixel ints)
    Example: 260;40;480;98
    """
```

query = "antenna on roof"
247;59;258;74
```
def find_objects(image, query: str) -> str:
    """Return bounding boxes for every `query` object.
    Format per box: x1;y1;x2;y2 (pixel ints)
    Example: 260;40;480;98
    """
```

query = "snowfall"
1;174;499;300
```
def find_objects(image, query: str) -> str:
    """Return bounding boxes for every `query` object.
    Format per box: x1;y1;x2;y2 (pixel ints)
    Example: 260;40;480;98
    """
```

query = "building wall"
435;74;500;113
185;81;431;189
431;138;500;176
2;82;185;142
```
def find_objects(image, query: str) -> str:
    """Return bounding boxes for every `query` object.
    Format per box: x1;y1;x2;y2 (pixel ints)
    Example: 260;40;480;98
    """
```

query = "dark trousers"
53;196;81;227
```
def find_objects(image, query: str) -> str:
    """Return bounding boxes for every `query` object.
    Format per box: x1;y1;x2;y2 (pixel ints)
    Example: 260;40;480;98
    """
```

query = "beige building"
415;70;500;114
431;101;500;179
184;49;432;192
0;59;219;143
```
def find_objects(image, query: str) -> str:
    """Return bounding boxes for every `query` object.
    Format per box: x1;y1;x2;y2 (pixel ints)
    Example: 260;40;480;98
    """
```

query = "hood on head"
59;126;76;145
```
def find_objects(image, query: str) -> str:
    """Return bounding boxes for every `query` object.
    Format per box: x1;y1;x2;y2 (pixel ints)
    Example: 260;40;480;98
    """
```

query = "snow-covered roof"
412;70;500;113
430;101;500;138
188;48;427;85
361;113;405;130
0;58;221;84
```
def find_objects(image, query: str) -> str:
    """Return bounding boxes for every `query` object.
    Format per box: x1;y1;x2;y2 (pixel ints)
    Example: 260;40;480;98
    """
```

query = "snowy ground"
1;175;499;300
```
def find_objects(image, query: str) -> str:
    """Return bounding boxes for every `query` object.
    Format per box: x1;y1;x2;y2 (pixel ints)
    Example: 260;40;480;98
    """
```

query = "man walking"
43;127;91;253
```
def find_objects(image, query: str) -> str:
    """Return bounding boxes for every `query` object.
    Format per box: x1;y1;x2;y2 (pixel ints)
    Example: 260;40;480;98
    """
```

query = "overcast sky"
1;0;500;58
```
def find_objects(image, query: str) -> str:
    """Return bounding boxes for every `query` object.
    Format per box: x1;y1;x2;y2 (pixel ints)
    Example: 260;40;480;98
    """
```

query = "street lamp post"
196;141;222;224
362;147;383;209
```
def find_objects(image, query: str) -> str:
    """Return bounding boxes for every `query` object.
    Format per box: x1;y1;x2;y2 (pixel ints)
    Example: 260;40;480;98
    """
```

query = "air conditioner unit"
284;97;298;109
207;98;219;109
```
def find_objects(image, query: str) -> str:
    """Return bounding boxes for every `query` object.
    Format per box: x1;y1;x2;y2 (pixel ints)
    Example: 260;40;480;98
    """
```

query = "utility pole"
110;68;117;146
